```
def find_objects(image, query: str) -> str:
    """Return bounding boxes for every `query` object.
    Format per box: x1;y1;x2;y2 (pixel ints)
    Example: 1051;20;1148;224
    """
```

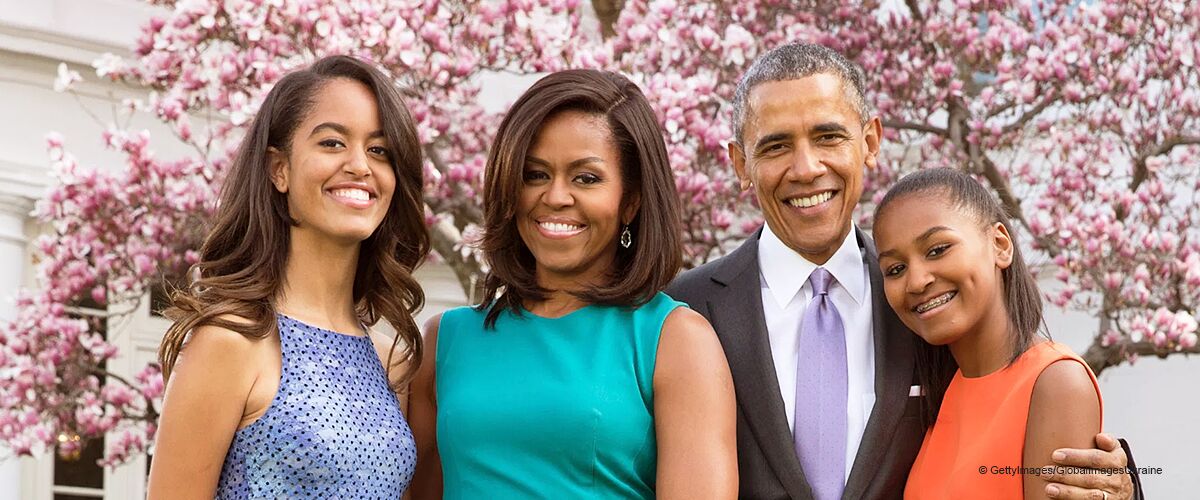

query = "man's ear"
729;141;752;191
863;116;883;170
993;222;1014;270
268;147;289;193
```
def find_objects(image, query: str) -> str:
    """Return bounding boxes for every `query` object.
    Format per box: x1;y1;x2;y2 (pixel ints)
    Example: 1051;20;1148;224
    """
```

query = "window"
53;296;107;499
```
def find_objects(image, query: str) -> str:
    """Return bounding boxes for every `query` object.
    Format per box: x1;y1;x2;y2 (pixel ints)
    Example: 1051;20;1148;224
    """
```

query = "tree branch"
423;143;484;225
88;367;160;423
904;0;925;22
881;119;948;136
1083;335;1200;375
428;218;484;302
1130;135;1200;192
1000;91;1058;135
590;0;626;39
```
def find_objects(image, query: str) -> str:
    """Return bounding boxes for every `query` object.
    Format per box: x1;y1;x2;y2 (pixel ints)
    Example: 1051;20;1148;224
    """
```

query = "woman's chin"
910;327;961;347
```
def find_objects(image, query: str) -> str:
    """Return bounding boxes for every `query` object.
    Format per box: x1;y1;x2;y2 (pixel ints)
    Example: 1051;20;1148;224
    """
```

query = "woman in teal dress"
408;69;738;498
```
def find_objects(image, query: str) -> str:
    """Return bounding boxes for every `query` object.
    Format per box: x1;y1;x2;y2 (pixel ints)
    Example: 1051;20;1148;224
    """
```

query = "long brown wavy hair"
159;55;430;388
477;69;683;328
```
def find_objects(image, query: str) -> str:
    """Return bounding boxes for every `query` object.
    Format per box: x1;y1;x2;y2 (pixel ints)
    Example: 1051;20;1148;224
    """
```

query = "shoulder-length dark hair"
873;167;1046;426
477;69;682;327
159;55;430;387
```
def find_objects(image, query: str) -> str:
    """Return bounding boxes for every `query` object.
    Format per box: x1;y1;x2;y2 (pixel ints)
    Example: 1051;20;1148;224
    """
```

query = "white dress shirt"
757;223;876;482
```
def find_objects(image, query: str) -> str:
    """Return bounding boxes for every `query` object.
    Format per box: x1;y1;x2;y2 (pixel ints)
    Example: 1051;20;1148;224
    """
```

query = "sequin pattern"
216;314;416;499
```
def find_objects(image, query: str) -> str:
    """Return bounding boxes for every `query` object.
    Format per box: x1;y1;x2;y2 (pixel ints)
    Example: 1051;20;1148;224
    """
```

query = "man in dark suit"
665;43;1137;500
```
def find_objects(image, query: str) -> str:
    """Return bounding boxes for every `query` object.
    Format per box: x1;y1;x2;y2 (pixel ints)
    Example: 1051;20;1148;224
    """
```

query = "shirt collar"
757;223;867;308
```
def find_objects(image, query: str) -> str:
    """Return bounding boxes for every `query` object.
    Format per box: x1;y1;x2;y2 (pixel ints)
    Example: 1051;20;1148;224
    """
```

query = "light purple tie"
794;267;847;500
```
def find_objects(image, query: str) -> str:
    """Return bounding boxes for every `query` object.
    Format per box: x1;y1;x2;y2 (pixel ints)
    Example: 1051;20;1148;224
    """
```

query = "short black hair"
731;42;871;144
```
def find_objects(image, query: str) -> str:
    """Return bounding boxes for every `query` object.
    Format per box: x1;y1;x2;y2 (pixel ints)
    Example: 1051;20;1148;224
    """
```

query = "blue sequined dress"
215;314;416;499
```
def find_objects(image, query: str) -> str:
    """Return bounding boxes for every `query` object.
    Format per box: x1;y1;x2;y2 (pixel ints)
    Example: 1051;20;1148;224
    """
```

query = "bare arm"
146;324;268;499
407;314;443;499
653;308;738;499
1023;360;1102;500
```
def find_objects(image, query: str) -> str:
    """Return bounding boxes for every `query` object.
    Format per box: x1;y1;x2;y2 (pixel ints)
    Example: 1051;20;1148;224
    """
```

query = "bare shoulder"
166;315;272;404
423;312;443;342
366;324;410;362
178;315;271;367
1032;359;1099;410
656;307;728;381
1025;358;1101;450
661;306;713;334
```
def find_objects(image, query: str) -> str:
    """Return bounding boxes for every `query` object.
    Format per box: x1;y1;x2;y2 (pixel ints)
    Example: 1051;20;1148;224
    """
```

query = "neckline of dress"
517;302;601;321
278;313;370;339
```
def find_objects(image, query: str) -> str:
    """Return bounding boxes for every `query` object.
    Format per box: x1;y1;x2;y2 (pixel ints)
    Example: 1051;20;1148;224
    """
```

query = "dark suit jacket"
666;228;925;500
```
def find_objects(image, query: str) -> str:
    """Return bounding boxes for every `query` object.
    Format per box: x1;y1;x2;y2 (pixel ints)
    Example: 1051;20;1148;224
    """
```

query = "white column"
0;194;33;500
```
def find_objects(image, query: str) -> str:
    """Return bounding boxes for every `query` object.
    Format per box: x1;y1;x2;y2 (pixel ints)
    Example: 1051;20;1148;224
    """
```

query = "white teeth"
787;191;833;208
539;221;582;233
331;188;370;201
915;292;956;313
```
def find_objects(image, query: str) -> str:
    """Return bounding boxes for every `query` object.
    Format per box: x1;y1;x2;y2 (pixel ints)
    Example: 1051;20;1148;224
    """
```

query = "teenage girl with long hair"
147;55;428;499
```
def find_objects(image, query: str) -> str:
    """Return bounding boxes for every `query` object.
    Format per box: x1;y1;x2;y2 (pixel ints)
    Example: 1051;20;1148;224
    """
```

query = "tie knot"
809;268;834;295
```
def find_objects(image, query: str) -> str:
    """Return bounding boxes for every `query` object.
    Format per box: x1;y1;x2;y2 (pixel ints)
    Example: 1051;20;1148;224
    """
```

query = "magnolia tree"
2;0;1197;467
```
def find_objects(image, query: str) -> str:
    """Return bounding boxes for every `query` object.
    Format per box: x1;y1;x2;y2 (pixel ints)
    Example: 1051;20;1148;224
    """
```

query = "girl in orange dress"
872;168;1103;500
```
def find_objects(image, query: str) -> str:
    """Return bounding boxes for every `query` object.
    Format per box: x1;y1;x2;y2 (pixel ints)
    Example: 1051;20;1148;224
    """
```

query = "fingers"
1043;468;1111;491
1052;447;1125;470
1046;483;1110;500
1093;433;1120;453
1046;465;1128;494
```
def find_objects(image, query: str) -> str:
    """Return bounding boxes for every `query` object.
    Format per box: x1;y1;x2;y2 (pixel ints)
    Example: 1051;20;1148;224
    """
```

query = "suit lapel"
843;229;915;499
707;231;814;500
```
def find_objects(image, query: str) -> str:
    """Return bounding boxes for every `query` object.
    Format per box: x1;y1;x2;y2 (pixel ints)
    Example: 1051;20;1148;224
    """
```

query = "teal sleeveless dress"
436;292;684;499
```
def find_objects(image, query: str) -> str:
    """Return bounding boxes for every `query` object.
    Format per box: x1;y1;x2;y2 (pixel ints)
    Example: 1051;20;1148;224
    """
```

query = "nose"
787;143;826;183
344;149;371;177
543;177;574;208
905;262;934;295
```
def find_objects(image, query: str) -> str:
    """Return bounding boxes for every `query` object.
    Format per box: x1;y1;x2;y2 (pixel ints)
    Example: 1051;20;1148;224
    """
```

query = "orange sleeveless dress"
904;341;1102;499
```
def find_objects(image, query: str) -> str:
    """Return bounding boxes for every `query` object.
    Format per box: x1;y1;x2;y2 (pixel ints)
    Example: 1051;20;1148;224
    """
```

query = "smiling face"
873;194;1015;346
730;73;881;264
517;110;638;290
269;78;395;245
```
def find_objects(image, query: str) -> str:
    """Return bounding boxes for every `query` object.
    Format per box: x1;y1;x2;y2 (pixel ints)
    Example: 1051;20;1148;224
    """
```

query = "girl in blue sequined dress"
147;56;429;499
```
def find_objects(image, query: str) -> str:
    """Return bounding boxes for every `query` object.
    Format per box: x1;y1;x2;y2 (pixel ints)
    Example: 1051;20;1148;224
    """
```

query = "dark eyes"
756;143;787;157
927;243;950;257
318;139;390;158
523;170;549;182
883;244;952;277
758;134;846;156
522;170;601;184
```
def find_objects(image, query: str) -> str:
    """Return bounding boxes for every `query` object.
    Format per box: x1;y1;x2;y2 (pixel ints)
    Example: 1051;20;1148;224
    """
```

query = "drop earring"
620;225;632;249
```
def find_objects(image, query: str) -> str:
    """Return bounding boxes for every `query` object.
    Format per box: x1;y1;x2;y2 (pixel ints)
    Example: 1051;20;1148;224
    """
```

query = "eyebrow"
812;122;851;135
309;122;385;139
753;132;793;151
524;155;607;169
877;226;953;259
